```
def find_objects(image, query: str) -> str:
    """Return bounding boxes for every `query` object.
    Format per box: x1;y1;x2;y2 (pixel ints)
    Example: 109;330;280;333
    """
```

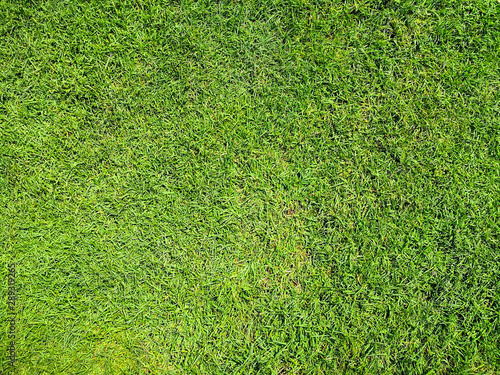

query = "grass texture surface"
1;0;499;373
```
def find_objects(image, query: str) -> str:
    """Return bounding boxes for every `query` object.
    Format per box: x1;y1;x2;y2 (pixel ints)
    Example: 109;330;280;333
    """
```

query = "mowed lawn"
1;0;499;373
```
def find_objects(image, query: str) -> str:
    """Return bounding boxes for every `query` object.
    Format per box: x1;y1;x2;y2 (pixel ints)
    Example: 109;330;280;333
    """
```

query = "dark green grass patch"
1;0;499;373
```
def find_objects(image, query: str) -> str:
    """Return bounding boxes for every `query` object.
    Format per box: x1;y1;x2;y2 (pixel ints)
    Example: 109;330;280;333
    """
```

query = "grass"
0;0;499;373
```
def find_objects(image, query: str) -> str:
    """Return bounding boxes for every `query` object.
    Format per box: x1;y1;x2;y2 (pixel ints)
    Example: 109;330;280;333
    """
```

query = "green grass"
1;0;499;373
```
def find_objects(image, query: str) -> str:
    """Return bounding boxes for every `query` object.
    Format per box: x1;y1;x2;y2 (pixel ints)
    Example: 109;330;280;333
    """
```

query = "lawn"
1;0;499;373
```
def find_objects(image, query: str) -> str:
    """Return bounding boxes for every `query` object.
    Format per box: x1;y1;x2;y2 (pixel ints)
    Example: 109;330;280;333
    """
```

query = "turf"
0;0;499;373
